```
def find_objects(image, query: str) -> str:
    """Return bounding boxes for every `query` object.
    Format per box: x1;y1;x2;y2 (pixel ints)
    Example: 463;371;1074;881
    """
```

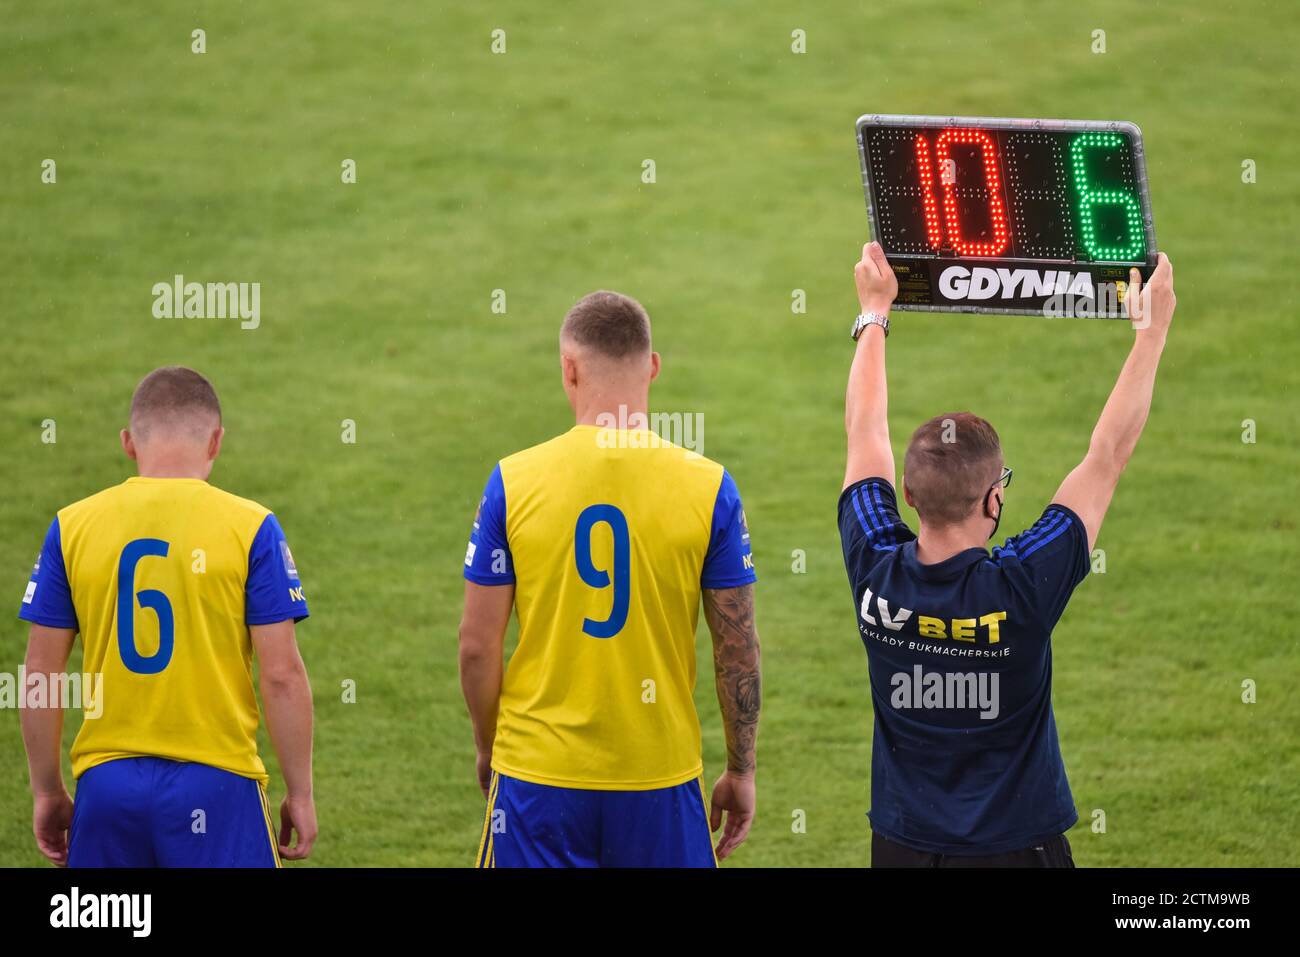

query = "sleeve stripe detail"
859;484;880;528
850;485;872;534
847;481;900;553
859;487;895;550
1019;514;1073;559
1006;514;1066;561
999;510;1068;560
1019;510;1068;550
871;483;899;547
860;483;894;546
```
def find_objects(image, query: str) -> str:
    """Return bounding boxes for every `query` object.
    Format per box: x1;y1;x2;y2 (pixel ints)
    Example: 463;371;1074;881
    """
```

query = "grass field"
1;0;1297;867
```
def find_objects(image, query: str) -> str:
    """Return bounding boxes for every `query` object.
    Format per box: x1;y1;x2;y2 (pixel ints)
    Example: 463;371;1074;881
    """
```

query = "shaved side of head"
129;366;222;442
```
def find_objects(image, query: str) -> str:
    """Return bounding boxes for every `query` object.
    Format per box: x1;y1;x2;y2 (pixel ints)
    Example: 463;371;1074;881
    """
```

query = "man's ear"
208;426;225;462
901;479;915;509
120;429;137;461
561;351;579;391
648;351;661;383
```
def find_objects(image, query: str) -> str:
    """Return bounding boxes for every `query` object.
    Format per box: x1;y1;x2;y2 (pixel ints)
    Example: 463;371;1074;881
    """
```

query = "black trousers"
872;830;1076;868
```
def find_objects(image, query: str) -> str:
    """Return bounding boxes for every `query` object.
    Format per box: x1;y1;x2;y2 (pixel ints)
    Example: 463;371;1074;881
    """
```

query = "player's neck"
134;457;213;480
914;522;987;566
572;391;650;428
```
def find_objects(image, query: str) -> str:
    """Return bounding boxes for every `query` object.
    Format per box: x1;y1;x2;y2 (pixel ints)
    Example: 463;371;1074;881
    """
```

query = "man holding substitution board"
844;113;1175;865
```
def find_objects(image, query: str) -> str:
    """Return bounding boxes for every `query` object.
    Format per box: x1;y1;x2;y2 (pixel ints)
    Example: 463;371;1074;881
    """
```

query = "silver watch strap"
851;311;889;340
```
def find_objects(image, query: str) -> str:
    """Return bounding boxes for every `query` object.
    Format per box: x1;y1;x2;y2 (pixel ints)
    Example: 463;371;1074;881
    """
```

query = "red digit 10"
913;128;1010;257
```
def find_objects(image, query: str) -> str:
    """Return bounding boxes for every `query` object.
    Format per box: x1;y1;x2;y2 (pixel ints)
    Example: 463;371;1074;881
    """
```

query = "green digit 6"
1070;131;1145;262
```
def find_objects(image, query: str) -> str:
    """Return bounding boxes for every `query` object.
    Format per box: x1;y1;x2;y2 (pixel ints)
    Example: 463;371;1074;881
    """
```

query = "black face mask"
986;489;1003;542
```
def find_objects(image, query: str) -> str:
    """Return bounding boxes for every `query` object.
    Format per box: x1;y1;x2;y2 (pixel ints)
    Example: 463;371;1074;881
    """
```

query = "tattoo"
703;585;761;774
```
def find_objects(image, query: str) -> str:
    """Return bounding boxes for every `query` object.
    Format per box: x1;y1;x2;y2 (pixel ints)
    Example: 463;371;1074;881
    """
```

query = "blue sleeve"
991;503;1090;630
838;477;916;579
17;517;79;630
246;513;309;625
464;464;515;586
700;470;757;589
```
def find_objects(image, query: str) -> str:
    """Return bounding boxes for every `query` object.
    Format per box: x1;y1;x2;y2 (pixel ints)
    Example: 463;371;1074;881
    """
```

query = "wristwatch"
851;311;889;340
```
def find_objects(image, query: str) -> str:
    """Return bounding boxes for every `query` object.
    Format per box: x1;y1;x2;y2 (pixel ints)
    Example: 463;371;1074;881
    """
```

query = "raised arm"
845;241;901;490
458;580;513;797
702;583;761;860
1053;253;1176;550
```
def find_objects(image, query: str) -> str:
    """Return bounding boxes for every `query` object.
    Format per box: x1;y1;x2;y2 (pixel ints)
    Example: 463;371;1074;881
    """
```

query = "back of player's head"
560;291;652;361
903;412;1003;526
129;366;222;441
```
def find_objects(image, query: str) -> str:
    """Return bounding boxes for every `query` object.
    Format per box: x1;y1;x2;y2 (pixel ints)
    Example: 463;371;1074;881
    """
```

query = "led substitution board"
856;114;1158;318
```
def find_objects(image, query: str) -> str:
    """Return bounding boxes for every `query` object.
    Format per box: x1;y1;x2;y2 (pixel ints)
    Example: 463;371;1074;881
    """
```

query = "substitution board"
856;114;1158;318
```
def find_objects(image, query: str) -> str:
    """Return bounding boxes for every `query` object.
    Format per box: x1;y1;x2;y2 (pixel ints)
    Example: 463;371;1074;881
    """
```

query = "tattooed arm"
703;583;761;860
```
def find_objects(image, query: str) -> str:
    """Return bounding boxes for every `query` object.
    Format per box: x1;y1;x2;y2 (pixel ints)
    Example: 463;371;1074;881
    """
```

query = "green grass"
1;0;1297;867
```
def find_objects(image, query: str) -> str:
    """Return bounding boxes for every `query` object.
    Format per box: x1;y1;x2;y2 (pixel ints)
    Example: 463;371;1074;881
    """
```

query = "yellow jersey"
18;477;309;783
464;425;756;790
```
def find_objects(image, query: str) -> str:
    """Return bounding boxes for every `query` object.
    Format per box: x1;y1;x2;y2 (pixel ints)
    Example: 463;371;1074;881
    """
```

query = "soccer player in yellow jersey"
460;291;763;868
18;367;317;867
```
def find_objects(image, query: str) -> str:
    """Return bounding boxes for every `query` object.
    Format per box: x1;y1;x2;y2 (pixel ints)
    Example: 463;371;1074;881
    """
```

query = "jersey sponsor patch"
464;541;477;566
280;540;300;581
22;580;36;604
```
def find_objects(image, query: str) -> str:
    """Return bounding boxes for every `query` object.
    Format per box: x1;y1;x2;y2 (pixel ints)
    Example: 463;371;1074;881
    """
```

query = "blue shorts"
69;756;280;868
476;772;716;868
